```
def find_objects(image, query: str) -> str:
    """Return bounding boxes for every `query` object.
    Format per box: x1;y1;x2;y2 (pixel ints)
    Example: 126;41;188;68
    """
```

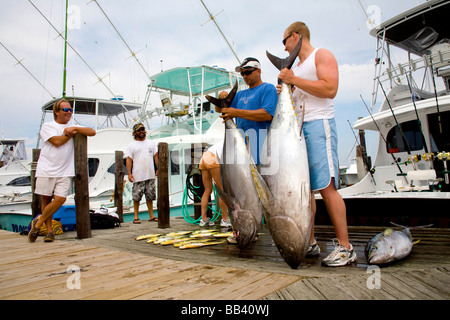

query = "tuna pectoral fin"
214;184;235;210
250;163;273;214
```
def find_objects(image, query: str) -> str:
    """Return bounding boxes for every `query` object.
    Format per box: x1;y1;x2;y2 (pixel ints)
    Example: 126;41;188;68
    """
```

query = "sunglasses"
137;127;146;132
61;108;73;113
282;33;294;46
240;68;256;76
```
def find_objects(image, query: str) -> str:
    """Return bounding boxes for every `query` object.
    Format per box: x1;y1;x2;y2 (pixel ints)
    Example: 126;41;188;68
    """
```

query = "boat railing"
377;46;450;88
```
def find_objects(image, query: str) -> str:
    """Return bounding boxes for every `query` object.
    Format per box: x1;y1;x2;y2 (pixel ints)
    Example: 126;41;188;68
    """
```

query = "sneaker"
199;218;214;227
220;219;232;228
321;238;357;267
28;219;40;243
306;240;321;257
44;232;55;243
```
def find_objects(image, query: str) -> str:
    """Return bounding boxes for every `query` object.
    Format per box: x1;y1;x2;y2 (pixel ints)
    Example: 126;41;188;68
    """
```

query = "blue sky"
0;0;422;165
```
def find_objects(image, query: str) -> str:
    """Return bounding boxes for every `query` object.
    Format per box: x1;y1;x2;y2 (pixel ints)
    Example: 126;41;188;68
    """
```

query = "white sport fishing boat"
316;0;450;227
0;66;242;232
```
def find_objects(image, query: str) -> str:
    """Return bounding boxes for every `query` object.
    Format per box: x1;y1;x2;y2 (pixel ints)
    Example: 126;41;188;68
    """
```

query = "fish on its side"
179;240;226;249
365;222;431;265
135;233;162;241
262;39;312;269
205;83;266;250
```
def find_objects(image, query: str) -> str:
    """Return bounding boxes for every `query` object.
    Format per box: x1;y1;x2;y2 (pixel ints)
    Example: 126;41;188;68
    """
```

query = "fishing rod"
347;119;375;184
404;73;429;154
426;55;443;135
377;78;413;156
360;95;408;184
62;0;68;98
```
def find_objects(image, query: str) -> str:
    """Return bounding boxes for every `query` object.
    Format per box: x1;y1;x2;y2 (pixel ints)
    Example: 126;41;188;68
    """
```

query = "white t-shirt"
125;139;158;182
36;121;79;177
206;141;223;159
292;48;335;123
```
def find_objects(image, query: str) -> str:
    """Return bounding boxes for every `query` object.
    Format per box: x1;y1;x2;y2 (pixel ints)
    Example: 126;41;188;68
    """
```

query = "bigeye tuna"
365;222;432;265
261;38;312;269
205;83;267;249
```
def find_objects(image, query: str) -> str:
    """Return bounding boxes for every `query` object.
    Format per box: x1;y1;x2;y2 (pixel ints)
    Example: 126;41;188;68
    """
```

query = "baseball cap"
235;57;261;72
133;123;145;132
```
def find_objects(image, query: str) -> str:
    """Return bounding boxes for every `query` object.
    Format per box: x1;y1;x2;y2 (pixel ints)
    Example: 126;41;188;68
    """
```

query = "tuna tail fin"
266;36;302;84
205;81;239;111
390;222;433;230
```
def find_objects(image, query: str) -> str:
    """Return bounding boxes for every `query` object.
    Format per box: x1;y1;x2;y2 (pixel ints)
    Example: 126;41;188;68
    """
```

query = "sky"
0;0;425;166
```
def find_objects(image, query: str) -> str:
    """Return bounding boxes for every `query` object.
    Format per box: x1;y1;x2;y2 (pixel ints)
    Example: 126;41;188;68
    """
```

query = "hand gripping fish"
365;222;432;265
262;38;313;269
205;83;269;249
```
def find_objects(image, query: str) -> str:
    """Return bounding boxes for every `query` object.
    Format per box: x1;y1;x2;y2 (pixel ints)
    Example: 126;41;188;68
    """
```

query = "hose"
181;164;222;225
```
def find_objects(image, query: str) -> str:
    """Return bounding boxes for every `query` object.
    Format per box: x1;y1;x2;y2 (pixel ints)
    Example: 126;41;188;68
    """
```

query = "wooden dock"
1;218;450;300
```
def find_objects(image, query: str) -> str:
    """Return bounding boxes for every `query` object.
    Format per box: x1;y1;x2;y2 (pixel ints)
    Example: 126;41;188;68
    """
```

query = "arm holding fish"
276;49;339;99
220;107;272;122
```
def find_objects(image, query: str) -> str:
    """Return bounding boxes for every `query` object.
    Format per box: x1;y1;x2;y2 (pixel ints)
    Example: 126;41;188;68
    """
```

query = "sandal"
133;219;141;224
149;217;158;222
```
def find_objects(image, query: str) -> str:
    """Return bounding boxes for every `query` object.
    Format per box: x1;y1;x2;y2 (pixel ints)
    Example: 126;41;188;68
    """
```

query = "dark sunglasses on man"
240;68;256;76
61;107;73;113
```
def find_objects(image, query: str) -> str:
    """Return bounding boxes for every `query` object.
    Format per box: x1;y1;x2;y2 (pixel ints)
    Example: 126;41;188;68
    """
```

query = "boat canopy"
149;65;242;96
370;0;450;55
0;140;27;162
41;97;141;116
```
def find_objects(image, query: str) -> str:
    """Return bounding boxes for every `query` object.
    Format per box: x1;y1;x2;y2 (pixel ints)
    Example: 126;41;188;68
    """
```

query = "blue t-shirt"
230;82;277;164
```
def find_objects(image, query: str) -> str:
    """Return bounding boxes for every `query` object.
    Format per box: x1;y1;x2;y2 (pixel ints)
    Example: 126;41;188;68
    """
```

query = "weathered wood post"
31;149;41;218
74;133;91;239
157;142;170;228
114;151;124;223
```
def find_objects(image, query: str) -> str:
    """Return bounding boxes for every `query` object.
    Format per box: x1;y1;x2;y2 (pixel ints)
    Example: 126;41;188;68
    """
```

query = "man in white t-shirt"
125;123;158;224
28;99;96;243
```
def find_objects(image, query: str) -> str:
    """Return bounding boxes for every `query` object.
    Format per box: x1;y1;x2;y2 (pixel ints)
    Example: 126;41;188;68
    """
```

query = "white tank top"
292;48;334;123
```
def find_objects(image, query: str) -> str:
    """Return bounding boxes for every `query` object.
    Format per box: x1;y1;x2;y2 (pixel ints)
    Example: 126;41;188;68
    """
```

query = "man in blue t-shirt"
220;57;278;164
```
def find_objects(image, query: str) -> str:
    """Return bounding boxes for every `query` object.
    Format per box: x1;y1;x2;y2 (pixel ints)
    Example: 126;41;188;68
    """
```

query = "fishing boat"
0;66;242;232
316;0;450;227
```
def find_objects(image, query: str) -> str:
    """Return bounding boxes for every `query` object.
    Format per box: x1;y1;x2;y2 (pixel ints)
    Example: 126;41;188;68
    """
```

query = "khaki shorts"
35;177;71;198
199;151;220;170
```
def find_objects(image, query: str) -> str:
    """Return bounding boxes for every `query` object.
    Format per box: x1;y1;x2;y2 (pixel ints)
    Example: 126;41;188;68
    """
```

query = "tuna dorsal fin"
266;35;302;73
205;81;238;111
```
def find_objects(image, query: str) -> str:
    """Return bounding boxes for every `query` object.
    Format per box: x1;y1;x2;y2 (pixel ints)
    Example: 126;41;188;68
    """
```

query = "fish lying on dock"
365;222;432;265
135;233;162;241
261;39;312;269
205;83;266;250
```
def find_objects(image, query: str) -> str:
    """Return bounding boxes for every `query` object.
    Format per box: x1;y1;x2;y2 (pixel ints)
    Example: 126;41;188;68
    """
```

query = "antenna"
199;0;241;64
88;0;152;80
0;41;55;98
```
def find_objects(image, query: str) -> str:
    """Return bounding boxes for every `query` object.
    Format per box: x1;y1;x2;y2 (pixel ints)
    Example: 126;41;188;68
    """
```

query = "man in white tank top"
277;21;356;267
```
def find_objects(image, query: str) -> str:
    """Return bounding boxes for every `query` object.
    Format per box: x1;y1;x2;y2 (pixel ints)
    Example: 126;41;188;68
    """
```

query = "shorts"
303;118;339;191
199;151;220;170
132;179;156;202
35;177;71;198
